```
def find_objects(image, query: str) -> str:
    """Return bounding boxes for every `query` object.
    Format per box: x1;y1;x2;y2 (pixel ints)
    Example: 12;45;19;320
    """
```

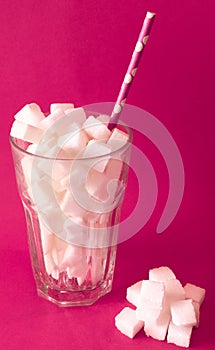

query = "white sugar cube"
167;321;193;348
83;115;111;140
10;120;44;144
14;103;45;127
60;189;86;218
82;140;111;172
126;280;142;307
90;254;103;286
26;143;39;154
51;160;73;183
57;123;89;156
43;252;58;278
62;244;84;266
67;262;88;279
136;304;162;323
50;103;74;113
149;266;176;282
96;114;110;124
105;158;123;180
184;283;206;306
63;107;86;126
164;278;185;302
170;299;197;327
39;109;66;130
106;127;129;152
115;307;144;339
40;221;54;254
86;168;109;202
21;155;45;190
136;280;165;322
48;108;86;138
31;177;57;208
144;308;171;341
53;236;68;271
61;244;88;278
139;280;165;309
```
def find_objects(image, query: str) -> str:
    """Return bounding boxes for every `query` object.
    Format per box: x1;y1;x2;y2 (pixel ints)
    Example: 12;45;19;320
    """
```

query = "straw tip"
146;12;156;19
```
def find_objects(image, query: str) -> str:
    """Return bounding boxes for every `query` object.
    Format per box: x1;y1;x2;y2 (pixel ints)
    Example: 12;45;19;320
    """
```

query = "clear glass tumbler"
10;115;132;307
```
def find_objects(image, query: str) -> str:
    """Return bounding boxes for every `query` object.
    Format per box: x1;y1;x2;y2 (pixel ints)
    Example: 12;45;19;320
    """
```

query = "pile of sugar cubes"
115;266;206;348
10;103;129;283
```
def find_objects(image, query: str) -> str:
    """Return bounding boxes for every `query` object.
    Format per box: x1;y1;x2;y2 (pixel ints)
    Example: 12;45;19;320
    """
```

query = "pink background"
1;1;215;349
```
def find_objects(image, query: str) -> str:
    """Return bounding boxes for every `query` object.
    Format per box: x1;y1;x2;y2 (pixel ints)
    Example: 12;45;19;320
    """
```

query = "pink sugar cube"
50;103;74;113
167;321;193;348
83;115;111;140
126;280;142;307
149;266;176;282
170;299;197;327
115;307;144;339
193;301;200;327
184;283;206;306
164;278;185;302
14;103;45;127
144;308;171;341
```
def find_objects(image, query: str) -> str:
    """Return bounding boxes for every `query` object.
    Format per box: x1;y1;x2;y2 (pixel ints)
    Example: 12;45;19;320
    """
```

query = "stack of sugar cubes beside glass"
10;103;129;285
115;266;206;348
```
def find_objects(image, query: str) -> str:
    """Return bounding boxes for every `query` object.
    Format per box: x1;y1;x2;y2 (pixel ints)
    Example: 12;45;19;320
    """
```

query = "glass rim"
9;122;133;161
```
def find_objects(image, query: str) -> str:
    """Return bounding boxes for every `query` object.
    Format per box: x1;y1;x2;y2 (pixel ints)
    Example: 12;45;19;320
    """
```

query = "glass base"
36;278;113;307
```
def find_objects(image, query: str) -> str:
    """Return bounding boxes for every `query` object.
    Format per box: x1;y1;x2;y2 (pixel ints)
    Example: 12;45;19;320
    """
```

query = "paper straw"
108;11;156;130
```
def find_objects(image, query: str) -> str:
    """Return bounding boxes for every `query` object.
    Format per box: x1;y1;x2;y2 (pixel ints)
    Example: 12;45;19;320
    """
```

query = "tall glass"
10;114;132;307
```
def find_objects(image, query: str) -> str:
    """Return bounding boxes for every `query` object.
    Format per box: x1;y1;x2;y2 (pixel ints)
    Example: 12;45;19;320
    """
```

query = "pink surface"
1;1;215;349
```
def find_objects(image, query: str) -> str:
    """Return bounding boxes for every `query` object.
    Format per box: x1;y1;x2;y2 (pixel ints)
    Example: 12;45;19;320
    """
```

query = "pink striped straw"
108;11;156;130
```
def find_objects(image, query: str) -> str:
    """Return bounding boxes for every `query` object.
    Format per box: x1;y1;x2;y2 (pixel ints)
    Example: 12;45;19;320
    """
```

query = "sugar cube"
167;321;193;348
50;103;74;113
184;283;206;306
10;120;44;144
139;280;165;309
136;304;162;323
115;307;144;339
193;301;200;327
170;299;197;327
83;115;111;140
164;278;185;302
149;266;176;282
57;123;89;156
14;103;45;127
82;140;111;172
136;280;165;322
106;127;129;152
126;280;142;307
144;308;171;341
39;108;66;130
